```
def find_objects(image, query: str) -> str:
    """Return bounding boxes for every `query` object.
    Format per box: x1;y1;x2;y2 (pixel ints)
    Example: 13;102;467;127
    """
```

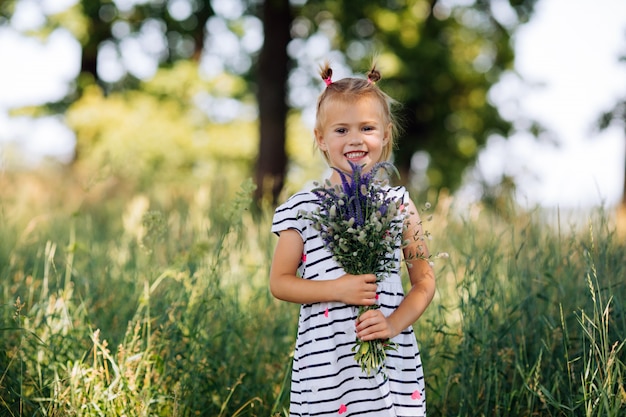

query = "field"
1;169;625;416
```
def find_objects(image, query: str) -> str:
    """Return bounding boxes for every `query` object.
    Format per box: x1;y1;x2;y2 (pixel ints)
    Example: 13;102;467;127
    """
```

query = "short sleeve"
271;191;317;239
385;185;408;207
398;186;409;205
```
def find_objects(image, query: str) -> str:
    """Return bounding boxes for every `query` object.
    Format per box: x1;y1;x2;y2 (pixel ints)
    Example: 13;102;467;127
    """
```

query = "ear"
383;123;392;145
315;128;327;151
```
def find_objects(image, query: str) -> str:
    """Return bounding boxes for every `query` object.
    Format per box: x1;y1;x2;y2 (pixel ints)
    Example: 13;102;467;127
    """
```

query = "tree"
254;0;292;204
1;0;542;205
294;0;539;193
76;0;214;91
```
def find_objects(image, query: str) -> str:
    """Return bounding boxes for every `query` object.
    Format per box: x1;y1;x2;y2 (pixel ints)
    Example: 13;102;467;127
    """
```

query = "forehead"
319;95;386;120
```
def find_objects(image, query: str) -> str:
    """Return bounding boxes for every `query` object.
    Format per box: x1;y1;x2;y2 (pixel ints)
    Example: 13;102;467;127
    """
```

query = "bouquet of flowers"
301;161;411;375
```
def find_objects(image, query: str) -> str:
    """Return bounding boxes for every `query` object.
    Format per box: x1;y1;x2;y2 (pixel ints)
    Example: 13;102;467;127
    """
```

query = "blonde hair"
315;61;399;163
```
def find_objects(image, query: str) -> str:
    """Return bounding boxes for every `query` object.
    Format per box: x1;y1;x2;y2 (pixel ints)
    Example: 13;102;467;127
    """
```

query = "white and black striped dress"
272;186;426;417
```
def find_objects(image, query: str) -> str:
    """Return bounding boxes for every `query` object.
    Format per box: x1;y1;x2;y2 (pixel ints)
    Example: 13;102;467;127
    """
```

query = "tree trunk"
254;0;292;205
79;0;112;87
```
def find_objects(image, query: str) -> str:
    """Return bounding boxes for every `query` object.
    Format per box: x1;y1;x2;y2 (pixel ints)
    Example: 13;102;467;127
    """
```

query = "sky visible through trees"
0;0;625;208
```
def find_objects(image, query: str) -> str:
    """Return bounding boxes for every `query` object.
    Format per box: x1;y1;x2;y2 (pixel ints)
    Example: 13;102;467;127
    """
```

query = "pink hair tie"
367;77;375;85
324;76;332;86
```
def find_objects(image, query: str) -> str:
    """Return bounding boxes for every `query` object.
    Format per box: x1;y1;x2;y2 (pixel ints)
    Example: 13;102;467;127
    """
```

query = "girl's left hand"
355;309;397;341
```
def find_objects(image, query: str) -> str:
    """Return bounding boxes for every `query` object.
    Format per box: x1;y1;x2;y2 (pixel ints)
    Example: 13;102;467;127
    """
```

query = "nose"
348;134;363;145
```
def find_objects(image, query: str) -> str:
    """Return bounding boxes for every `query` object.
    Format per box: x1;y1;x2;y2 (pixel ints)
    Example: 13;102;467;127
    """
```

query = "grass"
1;170;625;416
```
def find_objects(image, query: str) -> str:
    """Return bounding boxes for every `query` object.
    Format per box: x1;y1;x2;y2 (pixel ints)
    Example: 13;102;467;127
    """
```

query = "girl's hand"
335;273;377;306
355;309;397;341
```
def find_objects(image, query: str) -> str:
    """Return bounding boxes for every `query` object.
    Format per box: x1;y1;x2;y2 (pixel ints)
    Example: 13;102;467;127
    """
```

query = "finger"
356;318;372;331
358;309;381;321
356;314;380;330
356;311;371;323
365;283;378;291
362;297;376;306
354;295;376;306
364;289;377;298
363;274;377;283
356;322;386;340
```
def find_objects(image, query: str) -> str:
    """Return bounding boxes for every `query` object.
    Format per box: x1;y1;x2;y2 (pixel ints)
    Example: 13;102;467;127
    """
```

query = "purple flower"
302;161;406;375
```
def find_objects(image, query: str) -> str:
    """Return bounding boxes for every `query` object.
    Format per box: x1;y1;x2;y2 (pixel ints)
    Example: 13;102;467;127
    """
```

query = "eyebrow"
329;120;380;127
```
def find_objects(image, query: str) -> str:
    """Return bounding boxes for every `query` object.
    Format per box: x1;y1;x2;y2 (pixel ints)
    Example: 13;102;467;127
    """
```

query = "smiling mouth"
345;151;367;159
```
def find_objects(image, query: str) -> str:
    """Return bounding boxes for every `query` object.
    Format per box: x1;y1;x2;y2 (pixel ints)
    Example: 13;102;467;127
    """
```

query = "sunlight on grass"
1;170;624;416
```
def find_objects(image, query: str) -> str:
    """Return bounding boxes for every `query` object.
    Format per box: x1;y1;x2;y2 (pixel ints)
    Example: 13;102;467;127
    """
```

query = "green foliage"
1;170;625;416
1;174;295;416
2;0;544;199
65;62;260;191
415;206;626;416
297;0;540;191
0;1;17;20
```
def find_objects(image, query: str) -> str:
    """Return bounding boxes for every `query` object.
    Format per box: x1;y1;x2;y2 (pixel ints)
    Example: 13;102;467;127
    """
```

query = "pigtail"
319;61;333;86
367;65;382;84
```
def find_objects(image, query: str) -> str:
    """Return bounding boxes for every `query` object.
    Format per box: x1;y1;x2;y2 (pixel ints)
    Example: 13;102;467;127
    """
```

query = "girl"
270;62;436;417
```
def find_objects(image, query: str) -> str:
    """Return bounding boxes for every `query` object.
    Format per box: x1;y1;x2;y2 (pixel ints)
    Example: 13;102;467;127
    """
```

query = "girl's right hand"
335;273;378;305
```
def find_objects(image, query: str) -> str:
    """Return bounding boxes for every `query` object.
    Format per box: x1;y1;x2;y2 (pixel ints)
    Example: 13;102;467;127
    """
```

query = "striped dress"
272;186;426;417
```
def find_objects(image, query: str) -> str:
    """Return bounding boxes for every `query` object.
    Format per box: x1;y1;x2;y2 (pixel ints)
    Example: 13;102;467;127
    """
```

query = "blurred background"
2;2;626;415
1;0;625;212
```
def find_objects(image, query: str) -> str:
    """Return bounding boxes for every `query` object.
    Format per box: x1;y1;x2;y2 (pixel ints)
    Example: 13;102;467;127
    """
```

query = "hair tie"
367;77;375;85
324;76;332;86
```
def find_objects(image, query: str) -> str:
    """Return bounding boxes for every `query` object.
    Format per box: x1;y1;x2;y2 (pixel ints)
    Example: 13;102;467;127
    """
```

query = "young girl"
270;62;436;417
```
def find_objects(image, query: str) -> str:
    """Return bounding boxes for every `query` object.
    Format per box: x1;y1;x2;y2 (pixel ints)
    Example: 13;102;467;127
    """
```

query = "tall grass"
417;206;626;417
1;171;624;416
1;173;296;416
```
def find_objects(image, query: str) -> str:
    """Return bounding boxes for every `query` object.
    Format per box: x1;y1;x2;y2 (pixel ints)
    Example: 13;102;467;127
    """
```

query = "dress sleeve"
271;191;316;238
390;185;409;205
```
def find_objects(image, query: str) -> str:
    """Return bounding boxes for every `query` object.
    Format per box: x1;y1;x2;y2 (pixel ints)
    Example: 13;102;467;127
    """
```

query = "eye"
335;128;347;134
362;126;375;132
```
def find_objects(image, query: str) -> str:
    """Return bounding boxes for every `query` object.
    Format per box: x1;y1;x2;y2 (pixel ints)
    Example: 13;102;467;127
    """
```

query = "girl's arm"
356;198;436;340
269;229;378;306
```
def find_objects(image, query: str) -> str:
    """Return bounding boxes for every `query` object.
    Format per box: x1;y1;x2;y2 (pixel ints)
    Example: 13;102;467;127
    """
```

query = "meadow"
1;168;624;416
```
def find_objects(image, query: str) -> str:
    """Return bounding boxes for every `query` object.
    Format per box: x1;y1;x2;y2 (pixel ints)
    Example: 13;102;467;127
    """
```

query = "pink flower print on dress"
324;307;329;317
338;404;347;414
301;253;307;262
411;390;421;400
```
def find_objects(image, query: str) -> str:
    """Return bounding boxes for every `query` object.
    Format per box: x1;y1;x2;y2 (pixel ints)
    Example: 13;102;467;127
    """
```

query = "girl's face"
315;96;391;183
